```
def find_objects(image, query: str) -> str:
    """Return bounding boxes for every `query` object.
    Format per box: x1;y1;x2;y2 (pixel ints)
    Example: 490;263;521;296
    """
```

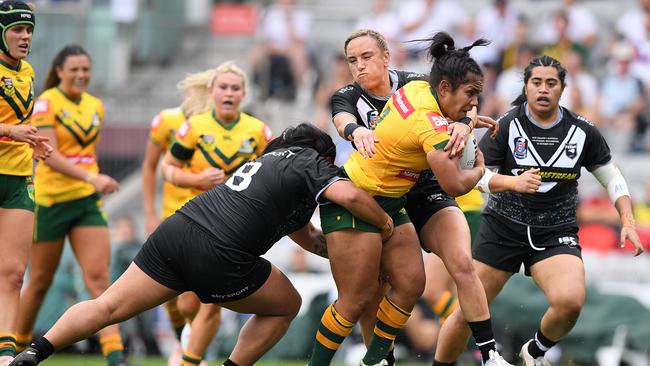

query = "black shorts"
406;173;458;234
134;214;272;303
472;213;582;276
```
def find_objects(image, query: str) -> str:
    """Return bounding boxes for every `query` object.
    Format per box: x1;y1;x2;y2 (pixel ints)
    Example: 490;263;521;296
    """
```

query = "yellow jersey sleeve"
32;96;56;128
412;109;450;154
174;119;197;152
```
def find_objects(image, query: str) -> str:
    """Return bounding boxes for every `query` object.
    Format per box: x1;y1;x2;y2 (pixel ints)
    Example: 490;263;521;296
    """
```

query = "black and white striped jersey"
331;69;426;129
479;104;611;228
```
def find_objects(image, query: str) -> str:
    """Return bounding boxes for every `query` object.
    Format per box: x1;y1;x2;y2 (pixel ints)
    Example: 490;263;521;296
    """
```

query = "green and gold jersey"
32;87;104;206
149;107;194;218
0;59;35;176
344;81;450;197
172;110;272;197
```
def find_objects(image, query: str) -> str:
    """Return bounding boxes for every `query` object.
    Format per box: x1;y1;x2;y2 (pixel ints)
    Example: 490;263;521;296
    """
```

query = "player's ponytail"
43;45;90;91
512;55;567;106
417;32;489;91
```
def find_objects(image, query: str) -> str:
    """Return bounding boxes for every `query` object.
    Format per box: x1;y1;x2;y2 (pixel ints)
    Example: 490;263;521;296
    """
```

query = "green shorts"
320;195;411;234
34;193;108;241
0;174;34;211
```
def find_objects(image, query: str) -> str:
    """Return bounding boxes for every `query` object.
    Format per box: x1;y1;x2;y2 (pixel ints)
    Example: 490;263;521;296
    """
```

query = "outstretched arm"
289;223;329;258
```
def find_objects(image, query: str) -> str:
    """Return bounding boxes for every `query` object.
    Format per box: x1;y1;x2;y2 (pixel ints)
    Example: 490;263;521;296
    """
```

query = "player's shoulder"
81;92;103;107
19;60;35;75
37;87;58;101
240;112;267;127
562;107;596;128
334;83;360;99
496;104;523;125
395;70;427;84
159;107;184;118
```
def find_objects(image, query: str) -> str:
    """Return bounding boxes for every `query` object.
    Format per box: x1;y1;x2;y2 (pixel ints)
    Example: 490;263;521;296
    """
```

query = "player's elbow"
438;180;469;197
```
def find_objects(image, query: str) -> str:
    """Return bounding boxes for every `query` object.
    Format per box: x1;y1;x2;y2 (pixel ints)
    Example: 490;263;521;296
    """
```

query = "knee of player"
551;295;584;320
446;253;476;282
83;271;110;294
1;264;26;291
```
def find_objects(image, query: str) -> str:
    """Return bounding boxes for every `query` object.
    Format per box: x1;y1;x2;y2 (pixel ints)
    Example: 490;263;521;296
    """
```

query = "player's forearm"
615;195;636;228
340;190;391;231
485;173;518;193
44;150;94;182
333;114;356;139
161;162;198;188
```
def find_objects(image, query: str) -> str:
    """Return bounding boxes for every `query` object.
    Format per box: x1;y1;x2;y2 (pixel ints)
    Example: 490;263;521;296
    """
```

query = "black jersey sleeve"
331;85;360;120
582;124;612;167
295;149;342;203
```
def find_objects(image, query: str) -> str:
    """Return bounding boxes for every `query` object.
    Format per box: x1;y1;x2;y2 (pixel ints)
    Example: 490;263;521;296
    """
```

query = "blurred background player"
0;2;50;365
14;44;125;366
160;61;272;366
141;67;216;365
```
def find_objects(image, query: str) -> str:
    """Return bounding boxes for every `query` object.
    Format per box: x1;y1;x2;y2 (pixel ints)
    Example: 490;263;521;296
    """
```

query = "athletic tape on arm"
476;168;497;193
591;163;630;204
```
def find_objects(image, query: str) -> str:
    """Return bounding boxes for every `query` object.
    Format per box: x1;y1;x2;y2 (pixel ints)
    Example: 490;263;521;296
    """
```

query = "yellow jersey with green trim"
148;107;194;218
455;189;484;212
32;88;104;206
344;81;450;197
0;59;35;176
172;110;272;197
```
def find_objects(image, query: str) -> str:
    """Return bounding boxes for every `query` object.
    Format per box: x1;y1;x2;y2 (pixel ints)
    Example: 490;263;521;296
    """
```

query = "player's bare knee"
551;296;584;321
447;254;475;283
2;264;25;291
84;272;110;297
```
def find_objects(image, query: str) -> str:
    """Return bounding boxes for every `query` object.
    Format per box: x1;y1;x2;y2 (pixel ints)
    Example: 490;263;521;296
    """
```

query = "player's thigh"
529;253;585;307
327;229;383;296
0;207;33;269
221;265;300;317
419;206;472;266
380;223;425;297
472;259;512;303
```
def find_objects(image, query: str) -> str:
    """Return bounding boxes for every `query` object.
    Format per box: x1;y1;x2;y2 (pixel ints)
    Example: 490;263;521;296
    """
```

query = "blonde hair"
212;61;248;93
176;68;217;117
344;29;389;56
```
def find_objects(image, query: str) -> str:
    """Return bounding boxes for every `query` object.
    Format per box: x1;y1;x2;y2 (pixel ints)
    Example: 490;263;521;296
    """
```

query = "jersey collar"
56;87;82;105
0;57;21;72
212;110;240;130
524;102;563;129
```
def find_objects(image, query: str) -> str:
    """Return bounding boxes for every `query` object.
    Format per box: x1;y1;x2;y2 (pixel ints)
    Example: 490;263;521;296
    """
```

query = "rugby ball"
458;134;477;169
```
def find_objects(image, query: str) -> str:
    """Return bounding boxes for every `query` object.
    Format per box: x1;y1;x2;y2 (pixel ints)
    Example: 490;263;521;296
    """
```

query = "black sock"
527;329;557;359
30;337;54;362
223;358;239;366
432;361;456;366
467;318;496;364
385;348;396;366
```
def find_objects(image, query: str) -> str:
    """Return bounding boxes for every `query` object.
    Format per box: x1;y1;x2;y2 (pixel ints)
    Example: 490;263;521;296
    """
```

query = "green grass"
40;355;432;366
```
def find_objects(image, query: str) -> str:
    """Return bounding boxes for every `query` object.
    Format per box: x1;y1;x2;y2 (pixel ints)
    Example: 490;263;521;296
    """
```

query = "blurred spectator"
500;14;531;71
355;0;408;68
397;0;468;61
475;0;521;70
634;180;650;228
616;0;650;86
577;189;621;228
494;44;536;115
538;0;597;48
249;0;313;101
539;11;589;65
288;248;323;274
560;50;598;121
598;41;648;153
313;52;353;132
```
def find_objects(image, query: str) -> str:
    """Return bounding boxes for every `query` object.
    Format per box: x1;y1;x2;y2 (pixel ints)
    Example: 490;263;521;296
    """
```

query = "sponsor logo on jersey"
427;112;448;132
396;169;420;182
393;89;414;119
262;125;273;141
178;121;190;138
367;109;379;128
513;136;528;159
2;77;15;96
338;86;354;94
564;142;577;158
33;99;49;115
150;114;161;129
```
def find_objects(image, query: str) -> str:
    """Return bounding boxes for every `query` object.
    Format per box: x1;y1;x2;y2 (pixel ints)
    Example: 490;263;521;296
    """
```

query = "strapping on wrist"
343;123;361;141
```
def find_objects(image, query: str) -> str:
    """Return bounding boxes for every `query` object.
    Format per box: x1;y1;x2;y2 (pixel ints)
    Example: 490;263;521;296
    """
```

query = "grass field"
39;355;433;366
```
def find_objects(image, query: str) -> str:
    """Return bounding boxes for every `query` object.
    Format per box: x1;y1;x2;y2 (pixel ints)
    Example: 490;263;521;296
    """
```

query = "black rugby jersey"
179;147;341;256
331;69;426;129
479;104;611;228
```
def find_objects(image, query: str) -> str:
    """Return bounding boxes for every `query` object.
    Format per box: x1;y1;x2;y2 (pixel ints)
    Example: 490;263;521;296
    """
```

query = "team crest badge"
513;136;528;159
238;138;255;154
2;77;15;96
200;134;215;149
564;143;577;158
60;110;74;126
367;110;379;128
